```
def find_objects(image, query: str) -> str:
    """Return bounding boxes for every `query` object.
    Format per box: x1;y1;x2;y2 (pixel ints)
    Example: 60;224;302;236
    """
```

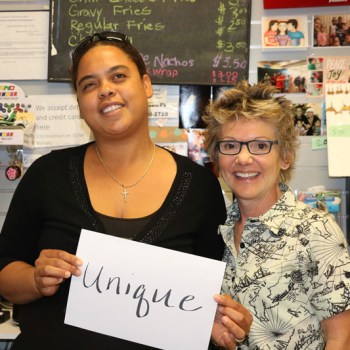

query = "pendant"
121;186;129;202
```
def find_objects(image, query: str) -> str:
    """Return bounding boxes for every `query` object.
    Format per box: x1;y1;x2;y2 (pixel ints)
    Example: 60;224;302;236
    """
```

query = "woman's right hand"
34;249;83;297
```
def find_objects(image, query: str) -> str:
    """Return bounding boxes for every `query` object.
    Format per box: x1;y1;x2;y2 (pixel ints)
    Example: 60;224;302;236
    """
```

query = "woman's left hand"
211;294;253;349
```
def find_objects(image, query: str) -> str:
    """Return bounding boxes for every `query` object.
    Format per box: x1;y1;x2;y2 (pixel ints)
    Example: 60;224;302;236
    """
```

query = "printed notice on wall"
148;85;179;127
0;11;49;80
65;229;225;350
25;95;91;148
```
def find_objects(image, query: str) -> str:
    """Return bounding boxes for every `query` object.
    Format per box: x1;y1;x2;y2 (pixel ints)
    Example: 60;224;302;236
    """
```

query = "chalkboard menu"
49;0;251;85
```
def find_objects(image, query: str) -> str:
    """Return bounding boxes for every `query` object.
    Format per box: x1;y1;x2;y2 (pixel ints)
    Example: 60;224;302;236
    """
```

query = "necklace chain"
95;143;156;203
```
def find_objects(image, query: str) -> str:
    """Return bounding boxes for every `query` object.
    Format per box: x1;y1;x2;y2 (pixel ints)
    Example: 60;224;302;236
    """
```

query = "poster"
326;82;350;176
0;11;49;80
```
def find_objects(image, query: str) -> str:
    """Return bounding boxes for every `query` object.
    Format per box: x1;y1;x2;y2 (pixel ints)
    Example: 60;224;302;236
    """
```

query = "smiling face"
76;45;153;141
218;119;290;214
287;22;296;32
295;107;304;118
278;22;287;33
270;22;278;31
306;110;314;119
334;37;341;46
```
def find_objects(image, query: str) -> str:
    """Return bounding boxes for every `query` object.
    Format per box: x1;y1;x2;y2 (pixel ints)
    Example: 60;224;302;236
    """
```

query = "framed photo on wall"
262;16;308;51
313;14;350;47
292;102;325;137
257;60;307;94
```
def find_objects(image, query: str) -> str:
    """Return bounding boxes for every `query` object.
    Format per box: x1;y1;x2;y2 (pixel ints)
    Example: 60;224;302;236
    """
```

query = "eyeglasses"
216;140;278;155
72;31;129;63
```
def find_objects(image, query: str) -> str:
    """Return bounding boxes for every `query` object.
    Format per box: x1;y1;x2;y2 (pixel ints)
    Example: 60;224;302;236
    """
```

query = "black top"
0;143;226;350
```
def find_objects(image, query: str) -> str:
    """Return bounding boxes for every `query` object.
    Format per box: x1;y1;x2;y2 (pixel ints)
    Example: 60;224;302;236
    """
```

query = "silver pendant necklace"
95;143;156;203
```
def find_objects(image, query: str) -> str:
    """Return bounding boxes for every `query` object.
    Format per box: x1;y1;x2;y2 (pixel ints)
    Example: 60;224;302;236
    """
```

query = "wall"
0;0;349;234
249;1;350;237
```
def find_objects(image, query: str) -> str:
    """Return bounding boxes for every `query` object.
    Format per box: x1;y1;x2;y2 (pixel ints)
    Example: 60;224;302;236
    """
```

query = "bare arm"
0;249;82;304
322;309;350;349
264;34;270;46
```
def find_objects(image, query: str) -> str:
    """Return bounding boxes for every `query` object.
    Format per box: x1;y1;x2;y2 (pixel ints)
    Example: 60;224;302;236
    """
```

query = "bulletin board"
48;0;251;86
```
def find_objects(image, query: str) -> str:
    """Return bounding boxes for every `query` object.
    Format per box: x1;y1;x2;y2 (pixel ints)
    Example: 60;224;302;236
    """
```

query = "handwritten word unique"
82;263;203;318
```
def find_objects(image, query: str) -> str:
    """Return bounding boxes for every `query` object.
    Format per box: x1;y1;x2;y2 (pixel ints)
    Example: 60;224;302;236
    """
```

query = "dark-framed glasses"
72;31;129;63
216;140;279;155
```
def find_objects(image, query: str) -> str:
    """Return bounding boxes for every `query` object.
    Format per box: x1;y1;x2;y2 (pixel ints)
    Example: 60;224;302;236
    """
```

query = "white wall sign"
326;82;350;176
0;11;49;80
65;229;225;350
26;94;90;148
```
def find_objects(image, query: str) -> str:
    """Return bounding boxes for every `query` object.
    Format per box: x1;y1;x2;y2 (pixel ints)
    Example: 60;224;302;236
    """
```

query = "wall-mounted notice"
148;85;179;128
25;94;91;148
0;11;49;80
49;0;251;85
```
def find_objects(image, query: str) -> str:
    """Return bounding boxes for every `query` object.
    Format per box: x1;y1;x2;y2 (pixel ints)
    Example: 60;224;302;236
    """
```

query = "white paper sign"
25;94;91;148
65;229;226;350
0;11;49;80
326;82;350;176
148;85;179;127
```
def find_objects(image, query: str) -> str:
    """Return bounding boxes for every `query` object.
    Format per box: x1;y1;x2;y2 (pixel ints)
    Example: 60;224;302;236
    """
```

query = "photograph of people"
0;31;252;350
305;107;322;136
257;60;307;94
292;103;324;135
203;81;350;349
313;14;350;47
317;24;328;47
308;58;316;70
293;105;308;128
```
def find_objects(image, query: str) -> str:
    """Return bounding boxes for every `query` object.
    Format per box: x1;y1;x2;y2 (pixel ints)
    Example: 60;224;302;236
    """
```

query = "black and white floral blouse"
220;184;350;349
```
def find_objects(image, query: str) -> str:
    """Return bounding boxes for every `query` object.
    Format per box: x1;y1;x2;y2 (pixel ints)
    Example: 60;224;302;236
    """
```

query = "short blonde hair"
203;81;299;184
